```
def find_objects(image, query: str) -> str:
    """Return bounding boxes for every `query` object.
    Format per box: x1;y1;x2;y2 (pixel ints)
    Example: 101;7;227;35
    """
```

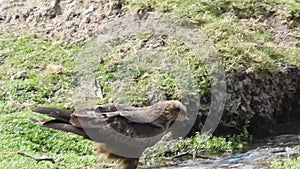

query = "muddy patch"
264;14;298;47
0;0;126;44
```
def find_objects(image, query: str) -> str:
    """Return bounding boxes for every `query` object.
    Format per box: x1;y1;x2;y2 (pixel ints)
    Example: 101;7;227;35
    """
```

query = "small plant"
141;131;250;167
271;158;300;169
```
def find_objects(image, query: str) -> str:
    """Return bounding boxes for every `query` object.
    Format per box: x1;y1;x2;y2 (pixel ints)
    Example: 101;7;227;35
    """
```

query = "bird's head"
163;100;188;123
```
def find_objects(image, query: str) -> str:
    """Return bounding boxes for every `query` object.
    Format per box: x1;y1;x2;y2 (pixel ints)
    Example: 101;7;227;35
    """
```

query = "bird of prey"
32;100;187;169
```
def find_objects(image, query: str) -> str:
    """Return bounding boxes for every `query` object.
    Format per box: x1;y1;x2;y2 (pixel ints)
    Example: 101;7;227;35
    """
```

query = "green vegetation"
94;32;209;106
0;31;96;168
140;132;250;166
272;158;300;169
127;0;300;70
271;146;300;169
0;0;299;168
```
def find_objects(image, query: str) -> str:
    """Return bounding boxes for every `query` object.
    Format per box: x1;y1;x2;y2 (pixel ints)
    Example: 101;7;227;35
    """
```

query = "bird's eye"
93;106;101;112
174;107;181;112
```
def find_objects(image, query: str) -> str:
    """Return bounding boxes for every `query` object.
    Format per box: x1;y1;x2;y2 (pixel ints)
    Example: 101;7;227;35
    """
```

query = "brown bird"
32;100;187;169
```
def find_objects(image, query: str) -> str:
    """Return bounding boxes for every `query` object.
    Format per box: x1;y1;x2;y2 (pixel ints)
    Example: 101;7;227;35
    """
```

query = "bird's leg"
121;158;139;169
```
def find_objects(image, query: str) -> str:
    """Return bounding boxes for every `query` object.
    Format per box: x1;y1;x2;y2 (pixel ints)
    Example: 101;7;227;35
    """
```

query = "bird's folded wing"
70;109;111;128
94;104;117;112
32;103;166;132
94;103;136;112
118;108;163;123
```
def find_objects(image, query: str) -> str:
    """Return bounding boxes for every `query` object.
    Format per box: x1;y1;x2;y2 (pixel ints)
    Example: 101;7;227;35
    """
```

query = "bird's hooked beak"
177;105;189;121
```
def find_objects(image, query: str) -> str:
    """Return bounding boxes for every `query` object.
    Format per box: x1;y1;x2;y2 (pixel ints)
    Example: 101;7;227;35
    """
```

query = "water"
158;134;300;169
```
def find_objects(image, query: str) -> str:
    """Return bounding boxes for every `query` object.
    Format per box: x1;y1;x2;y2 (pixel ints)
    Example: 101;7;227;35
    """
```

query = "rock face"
210;65;300;138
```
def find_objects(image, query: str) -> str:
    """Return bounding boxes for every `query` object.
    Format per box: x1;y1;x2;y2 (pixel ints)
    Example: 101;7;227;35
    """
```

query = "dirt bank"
213;65;300;138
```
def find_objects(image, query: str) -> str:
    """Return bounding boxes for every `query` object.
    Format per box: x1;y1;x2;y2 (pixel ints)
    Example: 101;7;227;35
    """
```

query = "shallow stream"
160;134;300;169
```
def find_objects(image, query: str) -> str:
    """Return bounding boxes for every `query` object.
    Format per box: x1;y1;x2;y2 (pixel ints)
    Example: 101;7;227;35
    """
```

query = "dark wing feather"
118;108;163;123
32;107;72;123
37;119;90;139
94;103;136;112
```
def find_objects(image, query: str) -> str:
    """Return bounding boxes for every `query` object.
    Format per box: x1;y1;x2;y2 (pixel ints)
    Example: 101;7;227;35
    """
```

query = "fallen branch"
163;150;216;161
173;152;216;160
17;152;63;163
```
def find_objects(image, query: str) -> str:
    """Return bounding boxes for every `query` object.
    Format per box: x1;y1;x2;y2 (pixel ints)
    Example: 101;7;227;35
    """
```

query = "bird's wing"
72;103;162;124
32;103;167;135
71;106;165;129
70;108;114;128
118;107;163;123
94;103;137;112
94;103;117;112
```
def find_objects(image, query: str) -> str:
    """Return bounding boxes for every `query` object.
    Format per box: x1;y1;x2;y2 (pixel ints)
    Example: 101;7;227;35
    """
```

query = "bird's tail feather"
31;107;72;123
32;118;90;139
